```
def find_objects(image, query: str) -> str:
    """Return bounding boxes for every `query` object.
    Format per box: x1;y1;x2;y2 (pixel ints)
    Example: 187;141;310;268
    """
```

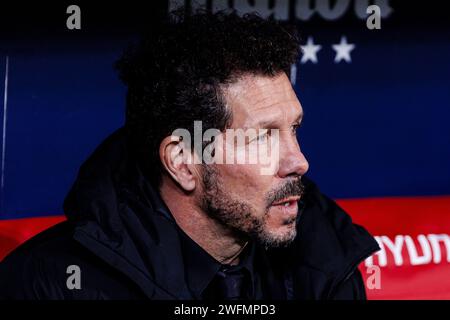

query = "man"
0;9;379;299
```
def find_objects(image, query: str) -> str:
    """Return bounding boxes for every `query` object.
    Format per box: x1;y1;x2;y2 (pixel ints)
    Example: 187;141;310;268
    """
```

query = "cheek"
218;164;273;206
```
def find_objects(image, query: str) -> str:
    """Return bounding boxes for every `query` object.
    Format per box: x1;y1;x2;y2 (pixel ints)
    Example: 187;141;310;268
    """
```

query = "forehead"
223;73;302;129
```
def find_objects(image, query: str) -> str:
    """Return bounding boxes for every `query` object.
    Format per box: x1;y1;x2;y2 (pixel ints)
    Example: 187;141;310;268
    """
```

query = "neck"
160;179;248;265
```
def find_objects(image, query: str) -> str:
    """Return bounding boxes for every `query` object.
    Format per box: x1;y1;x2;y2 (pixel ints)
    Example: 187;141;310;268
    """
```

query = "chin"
258;223;297;248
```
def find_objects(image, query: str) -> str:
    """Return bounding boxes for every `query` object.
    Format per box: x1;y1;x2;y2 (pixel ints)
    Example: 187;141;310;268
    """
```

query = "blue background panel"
0;2;449;219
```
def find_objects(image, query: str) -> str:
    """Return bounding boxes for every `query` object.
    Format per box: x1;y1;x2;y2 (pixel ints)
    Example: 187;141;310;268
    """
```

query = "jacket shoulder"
0;221;142;299
0;221;75;299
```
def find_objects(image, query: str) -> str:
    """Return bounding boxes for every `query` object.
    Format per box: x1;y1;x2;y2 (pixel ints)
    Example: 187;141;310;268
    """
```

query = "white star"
332;36;356;63
301;37;322;64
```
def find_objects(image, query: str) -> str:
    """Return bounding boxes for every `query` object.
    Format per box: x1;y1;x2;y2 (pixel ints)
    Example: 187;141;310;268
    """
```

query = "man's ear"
159;136;198;191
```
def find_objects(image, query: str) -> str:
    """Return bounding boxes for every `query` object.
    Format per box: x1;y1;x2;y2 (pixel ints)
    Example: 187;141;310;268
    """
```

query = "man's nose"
277;138;309;178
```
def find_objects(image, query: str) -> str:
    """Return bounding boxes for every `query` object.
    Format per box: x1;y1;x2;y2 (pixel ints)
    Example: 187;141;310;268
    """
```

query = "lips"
269;196;300;222
271;196;301;207
268;199;299;225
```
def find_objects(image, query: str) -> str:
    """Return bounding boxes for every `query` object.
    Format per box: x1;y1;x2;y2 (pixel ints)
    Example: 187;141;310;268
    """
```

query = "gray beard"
199;164;302;248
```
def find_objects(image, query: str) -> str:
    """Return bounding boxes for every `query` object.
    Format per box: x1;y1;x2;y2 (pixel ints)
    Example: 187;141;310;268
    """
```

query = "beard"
199;164;305;248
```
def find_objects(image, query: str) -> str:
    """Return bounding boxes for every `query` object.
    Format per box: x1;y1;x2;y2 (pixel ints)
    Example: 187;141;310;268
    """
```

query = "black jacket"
0;129;379;300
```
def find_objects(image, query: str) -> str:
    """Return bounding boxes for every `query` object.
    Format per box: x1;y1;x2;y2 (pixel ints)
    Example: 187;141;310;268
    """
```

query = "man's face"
198;73;309;248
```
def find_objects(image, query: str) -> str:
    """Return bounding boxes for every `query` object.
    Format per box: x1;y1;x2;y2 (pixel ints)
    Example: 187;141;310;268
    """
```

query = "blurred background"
0;0;449;299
